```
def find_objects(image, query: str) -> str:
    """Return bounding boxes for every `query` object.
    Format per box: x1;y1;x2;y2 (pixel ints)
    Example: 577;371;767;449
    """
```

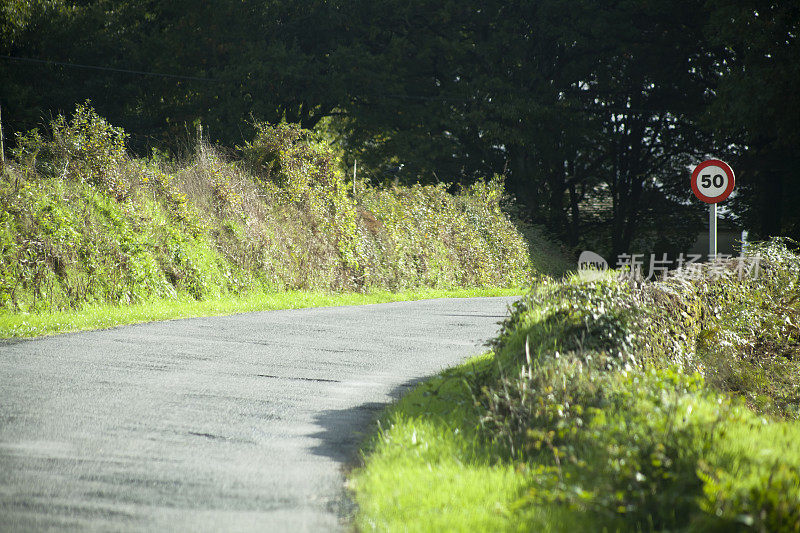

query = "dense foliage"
2;0;798;256
473;240;800;529
0;105;553;314
352;242;800;532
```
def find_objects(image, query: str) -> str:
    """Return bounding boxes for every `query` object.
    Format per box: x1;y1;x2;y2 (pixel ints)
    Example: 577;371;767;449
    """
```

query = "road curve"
0;296;517;532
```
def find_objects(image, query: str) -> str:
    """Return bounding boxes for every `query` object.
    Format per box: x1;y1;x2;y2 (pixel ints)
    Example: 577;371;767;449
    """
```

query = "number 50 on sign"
691;159;735;204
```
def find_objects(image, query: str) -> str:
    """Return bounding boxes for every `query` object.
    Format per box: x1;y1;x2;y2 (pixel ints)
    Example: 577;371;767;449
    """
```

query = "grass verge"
352;355;800;532
350;354;570;532
0;286;524;339
351;240;800;532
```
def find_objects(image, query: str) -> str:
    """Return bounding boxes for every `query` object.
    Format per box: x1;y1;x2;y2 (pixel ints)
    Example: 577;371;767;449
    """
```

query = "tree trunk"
620;173;644;253
547;165;567;240
506;145;538;220
567;181;581;247
614;109;646;256
761;166;783;238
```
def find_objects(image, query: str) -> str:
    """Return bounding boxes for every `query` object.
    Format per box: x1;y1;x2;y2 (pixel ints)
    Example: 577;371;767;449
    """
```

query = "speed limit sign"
692;159;735;258
691;159;735;204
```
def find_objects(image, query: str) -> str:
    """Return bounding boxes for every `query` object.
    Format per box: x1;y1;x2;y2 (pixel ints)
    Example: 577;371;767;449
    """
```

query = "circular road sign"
691;159;735;204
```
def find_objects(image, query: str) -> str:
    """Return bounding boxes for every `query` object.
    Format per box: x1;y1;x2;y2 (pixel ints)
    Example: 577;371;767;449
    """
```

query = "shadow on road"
307;376;424;465
306;376;428;522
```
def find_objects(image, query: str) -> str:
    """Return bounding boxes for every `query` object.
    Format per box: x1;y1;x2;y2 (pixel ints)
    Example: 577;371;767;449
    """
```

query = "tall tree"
552;0;716;256
706;0;800;240
332;0;715;255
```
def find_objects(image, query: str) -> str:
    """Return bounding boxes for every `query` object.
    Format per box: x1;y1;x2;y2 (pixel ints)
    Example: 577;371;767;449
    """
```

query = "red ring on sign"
691;159;735;204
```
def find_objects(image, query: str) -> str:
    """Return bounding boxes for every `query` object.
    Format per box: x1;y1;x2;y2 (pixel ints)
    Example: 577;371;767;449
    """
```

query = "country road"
0;296;517;532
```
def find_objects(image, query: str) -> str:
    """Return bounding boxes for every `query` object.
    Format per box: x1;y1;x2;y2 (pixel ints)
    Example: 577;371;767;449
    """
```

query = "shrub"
239;122;341;192
472;241;800;530
12;102;130;199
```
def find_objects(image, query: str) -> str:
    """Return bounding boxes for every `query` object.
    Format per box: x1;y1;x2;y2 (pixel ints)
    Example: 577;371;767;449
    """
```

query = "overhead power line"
1;55;489;102
0;54;219;82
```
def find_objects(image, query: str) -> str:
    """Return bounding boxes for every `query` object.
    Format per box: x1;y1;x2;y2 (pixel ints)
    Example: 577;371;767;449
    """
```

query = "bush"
471;242;800;530
13;101;129;198
239;122;340;191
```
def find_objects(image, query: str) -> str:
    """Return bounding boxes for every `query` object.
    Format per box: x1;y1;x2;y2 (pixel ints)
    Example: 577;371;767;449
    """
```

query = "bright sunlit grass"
351;351;800;532
0;287;525;339
350;354;571;532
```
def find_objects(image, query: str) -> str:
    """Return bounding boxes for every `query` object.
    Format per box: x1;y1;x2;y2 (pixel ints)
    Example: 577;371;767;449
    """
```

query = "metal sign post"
709;203;717;257
691;159;735;260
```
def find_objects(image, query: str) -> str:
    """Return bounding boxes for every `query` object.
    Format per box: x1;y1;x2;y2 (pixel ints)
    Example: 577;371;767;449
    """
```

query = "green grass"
0;286;524;339
350;354;567;533
351;241;800;532
352;353;800;532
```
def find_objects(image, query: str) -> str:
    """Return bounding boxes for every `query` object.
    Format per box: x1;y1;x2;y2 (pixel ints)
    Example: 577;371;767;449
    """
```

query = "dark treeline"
1;0;798;256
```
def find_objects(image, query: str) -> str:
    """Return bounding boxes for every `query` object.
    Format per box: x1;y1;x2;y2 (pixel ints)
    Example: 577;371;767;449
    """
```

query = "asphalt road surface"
0;296;517;532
